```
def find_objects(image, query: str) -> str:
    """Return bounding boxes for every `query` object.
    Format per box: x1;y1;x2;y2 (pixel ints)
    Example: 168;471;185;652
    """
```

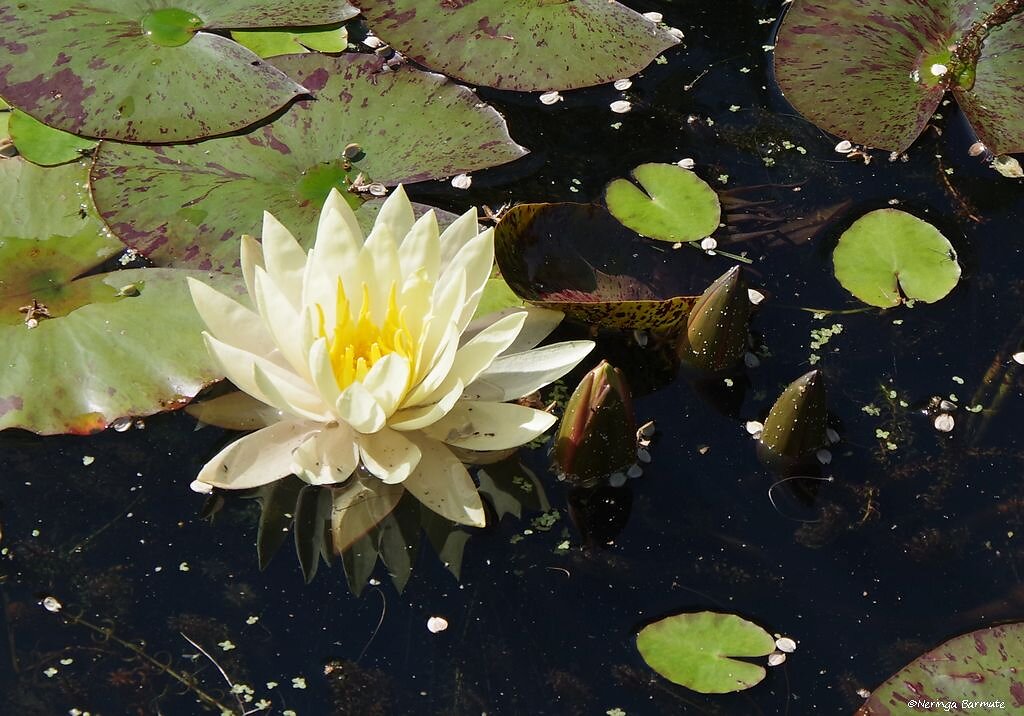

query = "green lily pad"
8;110;96;166
472;277;526;320
0;1;359;143
606;163;722;243
636;612;776;694
354;0;680;91
774;0;1024;154
833;209;961;308
0;158;239;434
90;53;525;273
857;623;1024;714
232;25;349;57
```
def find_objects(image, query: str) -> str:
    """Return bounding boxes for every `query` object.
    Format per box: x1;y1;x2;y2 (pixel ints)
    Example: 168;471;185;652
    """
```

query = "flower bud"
760;370;828;458
681;266;752;372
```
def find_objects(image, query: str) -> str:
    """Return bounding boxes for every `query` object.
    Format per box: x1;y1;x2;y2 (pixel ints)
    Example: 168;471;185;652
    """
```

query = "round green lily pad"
0;158;239;434
356;0;680;91
833;209;961;308
636;611;776;694
0;1;358;142
90;53;526;273
605;163;721;243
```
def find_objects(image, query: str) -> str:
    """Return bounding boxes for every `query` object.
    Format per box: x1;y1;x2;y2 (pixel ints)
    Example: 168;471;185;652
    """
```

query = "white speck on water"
82;455;94;466
667;27;684;40
613;78;632;90
776;636;797;652
767;652;787;666
745;421;764;437
1013;351;1024;365
835;140;853;154
934;413;955;432
179;562;190;572
291;677;307;689
642;11;663;22
930;63;948;77
218;640;235;651
427;616;449;633
676;158;695;169
451;173;472;190
748;288;766;305
539;90;562;105
700;237;718;252
610;100;632;114
42;596;62;612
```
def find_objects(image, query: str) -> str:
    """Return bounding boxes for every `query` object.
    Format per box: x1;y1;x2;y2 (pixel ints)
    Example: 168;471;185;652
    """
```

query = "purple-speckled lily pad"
774;0;1024;154
354;0;680;91
0;158;240;434
857;622;1024;714
90;53;526;273
0;1;359;143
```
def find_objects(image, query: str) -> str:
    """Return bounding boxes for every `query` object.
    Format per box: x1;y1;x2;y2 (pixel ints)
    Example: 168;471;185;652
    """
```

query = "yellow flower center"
319;279;415;391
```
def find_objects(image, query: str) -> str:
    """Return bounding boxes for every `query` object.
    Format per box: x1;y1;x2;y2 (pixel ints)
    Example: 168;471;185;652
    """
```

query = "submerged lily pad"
355;0;680;91
91;53;525;272
606;163;721;243
636;612;776;694
0;1;358;142
495;202;736;330
857;623;1024;715
7;110;96;166
0;158;238;434
774;0;1024;153
833;209;961;308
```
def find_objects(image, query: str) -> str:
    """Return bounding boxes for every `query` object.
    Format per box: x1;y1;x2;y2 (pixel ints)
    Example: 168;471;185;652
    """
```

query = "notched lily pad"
636;611;776;694
606;163;721;243
0;158;239;434
90;53;526;273
833;209;961;308
857;622;1024;715
355;0;680;91
0;1;359;142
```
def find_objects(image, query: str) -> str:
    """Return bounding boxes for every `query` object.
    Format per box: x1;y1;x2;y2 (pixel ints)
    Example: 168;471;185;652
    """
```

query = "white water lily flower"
187;187;594;527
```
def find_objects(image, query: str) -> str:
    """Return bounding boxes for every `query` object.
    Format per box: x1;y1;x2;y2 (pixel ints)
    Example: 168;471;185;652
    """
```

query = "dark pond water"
3;1;1024;714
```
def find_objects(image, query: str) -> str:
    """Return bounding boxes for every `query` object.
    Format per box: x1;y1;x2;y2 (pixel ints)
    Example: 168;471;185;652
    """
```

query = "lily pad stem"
949;0;1024;88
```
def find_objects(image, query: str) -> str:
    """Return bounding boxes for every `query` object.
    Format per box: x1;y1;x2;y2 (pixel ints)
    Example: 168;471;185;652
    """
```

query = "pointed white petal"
403;436;486;527
261;211;306;308
413;270;465;385
252;362;332;422
440;232;494;331
373;184;416;246
253;268;310;380
359;224;402;323
307;337;341;410
361;353;411;417
303;189;362;324
405;321;460;406
195;420;318;490
187;278;274;357
389;378;463;431
185;390;282;430
424;401;556;451
463;307;564;355
239;234;265;308
357;427;422;484
397;269;434;340
336;381;387;433
291;425;360;485
438;207;480;266
398;211;440;280
466;340;595;401
204;333;318;412
422;311;525;404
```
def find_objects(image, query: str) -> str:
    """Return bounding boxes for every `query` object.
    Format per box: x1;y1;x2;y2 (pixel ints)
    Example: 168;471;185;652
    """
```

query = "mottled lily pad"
354;0;680;91
606;163;722;243
833;209;961;308
636;612;776;694
91;53;526;273
495;203;737;330
0;1;359;142
8;110;96;165
232;24;349;57
775;0;1024;153
857;622;1024;714
0;158;238;434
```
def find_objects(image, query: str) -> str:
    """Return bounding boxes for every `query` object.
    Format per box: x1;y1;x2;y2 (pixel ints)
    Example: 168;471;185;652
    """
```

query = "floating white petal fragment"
638;420;656;438
111;416;132;432
427;616;449;633
539;90;563;105
700;237;718;252
939;399;957;412
676;158;695;169
934;413;955;432
826;427;840;444
613;78;633;90
643;11;663;22
767;652;787;666
667;27;684;41
42;596;62;613
610;100;632;114
362;34;385;49
745;420;764;437
776;636;797;653
1013;351;1024;365
82;455;95;466
451;173;472;190
190;479;214;494
857;688;872;699
968;141;987;157
816;449;832;465
929;63;948;77
835;140;854;154
747;288;766;305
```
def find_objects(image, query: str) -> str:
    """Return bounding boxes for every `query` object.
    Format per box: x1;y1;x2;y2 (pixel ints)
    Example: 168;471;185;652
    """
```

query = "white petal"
359;223;402;324
239;234;265;308
185;391;282;430
424;401;556;451
187;278;274;357
373;184;416;245
439;231;495;331
253;268;310;381
389;378;463;431
252;362;332;422
412;271;465;386
361;353;411;417
303;189;362;325
357;427;422;484
398;269;434;340
423;311;525;404
195;420;318;490
405;321;460;406
336;381;387;433
291;426;360;485
307;337;341;410
260;211;306;308
438;207;480;266
466;340;595;401
463;306;563;355
398;211;440;281
403;436;486;527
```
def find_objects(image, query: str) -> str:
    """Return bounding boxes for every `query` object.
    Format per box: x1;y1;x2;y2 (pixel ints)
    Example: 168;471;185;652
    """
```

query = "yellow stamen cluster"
319;279;414;390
